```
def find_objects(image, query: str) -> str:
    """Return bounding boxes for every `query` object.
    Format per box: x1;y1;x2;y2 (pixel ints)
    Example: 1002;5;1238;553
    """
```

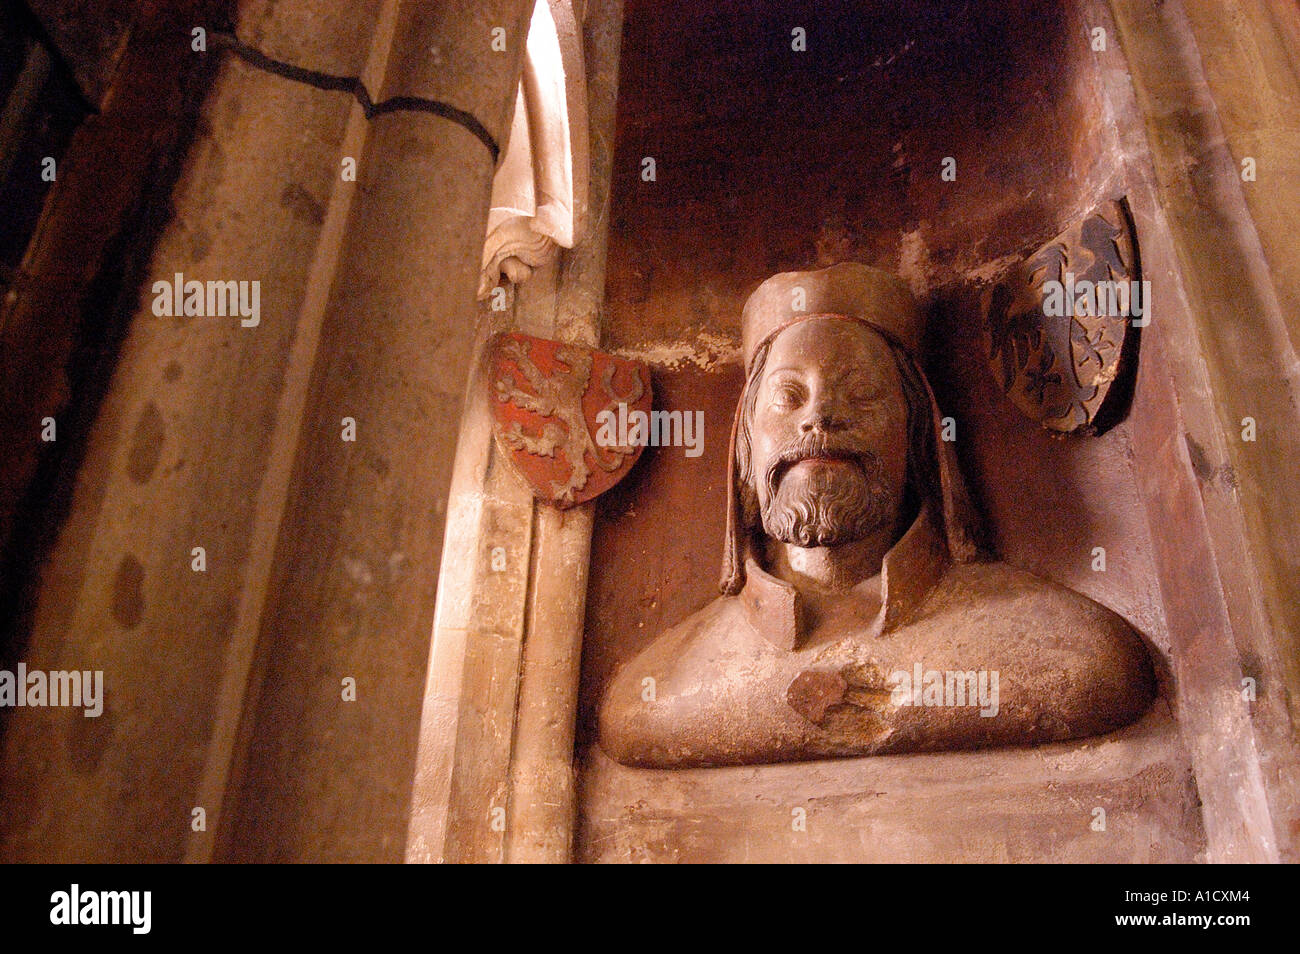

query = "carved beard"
760;444;894;548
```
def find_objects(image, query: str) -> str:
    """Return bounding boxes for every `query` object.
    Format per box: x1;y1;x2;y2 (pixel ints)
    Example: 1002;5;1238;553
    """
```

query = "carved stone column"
406;0;621;864
212;0;537;861
0;0;397;862
1104;0;1300;861
0;0;536;863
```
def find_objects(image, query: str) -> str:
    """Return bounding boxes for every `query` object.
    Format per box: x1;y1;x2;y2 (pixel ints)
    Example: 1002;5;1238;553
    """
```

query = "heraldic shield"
489;332;653;507
982;199;1141;434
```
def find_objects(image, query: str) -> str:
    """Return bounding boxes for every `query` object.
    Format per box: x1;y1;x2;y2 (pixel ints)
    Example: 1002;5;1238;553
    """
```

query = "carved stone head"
720;263;981;594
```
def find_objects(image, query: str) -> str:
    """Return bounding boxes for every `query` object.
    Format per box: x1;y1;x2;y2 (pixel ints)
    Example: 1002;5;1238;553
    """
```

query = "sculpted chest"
599;561;1154;768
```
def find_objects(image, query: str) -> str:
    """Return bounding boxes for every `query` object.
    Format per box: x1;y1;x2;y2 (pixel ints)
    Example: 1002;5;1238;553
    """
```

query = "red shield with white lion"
488;332;653;507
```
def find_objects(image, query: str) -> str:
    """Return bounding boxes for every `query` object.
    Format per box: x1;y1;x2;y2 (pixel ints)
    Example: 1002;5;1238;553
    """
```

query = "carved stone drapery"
478;0;589;299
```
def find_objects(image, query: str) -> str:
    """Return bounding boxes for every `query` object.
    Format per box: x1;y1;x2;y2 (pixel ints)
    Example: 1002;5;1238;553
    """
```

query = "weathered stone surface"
489;332;651;507
0;9;366;863
982;200;1141;433
407;0;623;865
598;266;1155;767
580;702;1203;863
25;0;136;105
216;0;535;857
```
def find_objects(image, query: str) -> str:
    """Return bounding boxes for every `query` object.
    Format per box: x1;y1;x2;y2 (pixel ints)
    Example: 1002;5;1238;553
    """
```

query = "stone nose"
798;392;849;433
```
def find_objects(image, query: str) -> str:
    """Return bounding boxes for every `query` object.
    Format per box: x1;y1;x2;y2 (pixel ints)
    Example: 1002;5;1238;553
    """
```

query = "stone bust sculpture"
599;263;1155;768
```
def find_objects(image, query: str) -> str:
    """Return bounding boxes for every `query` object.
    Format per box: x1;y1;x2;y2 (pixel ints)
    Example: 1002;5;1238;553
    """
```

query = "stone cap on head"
740;262;922;368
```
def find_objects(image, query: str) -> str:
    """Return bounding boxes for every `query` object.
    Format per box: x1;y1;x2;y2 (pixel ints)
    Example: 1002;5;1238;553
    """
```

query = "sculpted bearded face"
742;319;911;547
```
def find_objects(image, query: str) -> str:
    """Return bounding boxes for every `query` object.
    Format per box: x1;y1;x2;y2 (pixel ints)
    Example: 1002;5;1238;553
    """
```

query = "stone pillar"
0;0;391;862
0;0;536;863
1105;0;1300;860
212;0;537;862
406;0;622;864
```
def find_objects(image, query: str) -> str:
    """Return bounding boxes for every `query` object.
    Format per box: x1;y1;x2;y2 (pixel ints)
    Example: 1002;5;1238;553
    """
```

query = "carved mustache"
764;436;882;498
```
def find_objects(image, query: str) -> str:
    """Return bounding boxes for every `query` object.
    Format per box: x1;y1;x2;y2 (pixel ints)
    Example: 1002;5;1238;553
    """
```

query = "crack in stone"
212;31;500;161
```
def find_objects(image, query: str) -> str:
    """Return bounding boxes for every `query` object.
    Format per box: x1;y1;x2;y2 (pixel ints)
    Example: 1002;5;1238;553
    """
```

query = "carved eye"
770;382;805;409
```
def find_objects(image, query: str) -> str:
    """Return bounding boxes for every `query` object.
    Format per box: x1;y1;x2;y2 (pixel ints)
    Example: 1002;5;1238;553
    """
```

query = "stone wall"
576;0;1205;863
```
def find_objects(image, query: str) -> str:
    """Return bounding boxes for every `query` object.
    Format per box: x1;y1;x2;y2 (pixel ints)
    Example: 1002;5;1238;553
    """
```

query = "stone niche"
575;0;1207;862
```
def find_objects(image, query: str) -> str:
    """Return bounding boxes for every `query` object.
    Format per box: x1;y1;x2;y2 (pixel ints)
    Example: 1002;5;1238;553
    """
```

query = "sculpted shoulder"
597;595;779;767
901;559;1156;744
598;559;1159;767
